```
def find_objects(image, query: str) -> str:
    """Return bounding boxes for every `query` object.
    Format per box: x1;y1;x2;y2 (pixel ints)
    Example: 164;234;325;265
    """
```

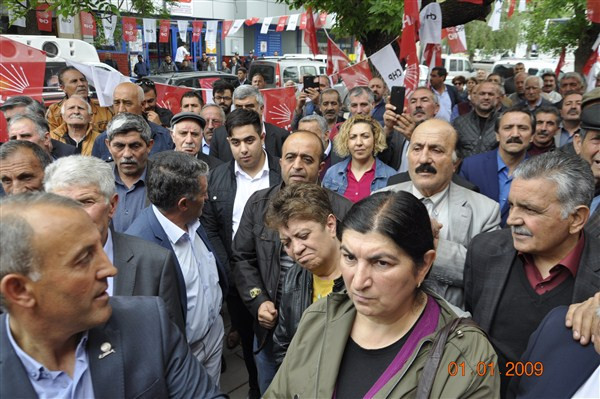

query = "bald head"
113;82;144;115
280;131;325;185
408;119;459;197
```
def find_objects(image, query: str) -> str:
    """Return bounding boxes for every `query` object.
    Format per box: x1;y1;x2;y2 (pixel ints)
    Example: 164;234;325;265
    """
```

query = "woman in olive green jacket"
265;191;500;399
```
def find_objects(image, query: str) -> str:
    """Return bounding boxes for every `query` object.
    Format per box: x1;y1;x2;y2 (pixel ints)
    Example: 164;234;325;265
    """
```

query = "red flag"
299;13;308;30
154;83;192;114
36;5;53;32
0;36;47;106
404;0;420;31
588;0;600;23
338;60;372;90
315;12;328;29
423;43;442;80
399;15;420;107
304;8;320;55
443;26;467;53
458;0;483;4
583;49;599;77
222;20;233;39
159;20;170;43
326;36;350;76
261;87;297;131
80;12;97;36
200;77;219;104
245;17;259;26
0;114;7;142
507;0;517;18
192;21;203;43
555;47;566;76
354;40;365;62
122;17;138;42
276;16;288;32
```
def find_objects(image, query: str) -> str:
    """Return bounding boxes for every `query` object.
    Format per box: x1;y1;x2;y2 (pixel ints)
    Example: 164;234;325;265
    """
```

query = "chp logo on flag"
338;60;373;90
0;36;46;105
154;83;192;115
261;87;297;131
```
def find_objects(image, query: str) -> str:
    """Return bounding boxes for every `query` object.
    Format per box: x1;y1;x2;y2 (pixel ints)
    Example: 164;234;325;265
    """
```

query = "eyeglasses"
214;96;232;102
136;79;155;87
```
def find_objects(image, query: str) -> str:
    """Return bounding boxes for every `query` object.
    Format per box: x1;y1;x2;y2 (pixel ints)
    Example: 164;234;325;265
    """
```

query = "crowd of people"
1;59;600;399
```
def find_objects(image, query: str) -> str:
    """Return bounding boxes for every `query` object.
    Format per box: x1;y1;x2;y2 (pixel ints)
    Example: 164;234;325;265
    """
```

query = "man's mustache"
511;225;533;236
415;163;437;174
506;137;523;144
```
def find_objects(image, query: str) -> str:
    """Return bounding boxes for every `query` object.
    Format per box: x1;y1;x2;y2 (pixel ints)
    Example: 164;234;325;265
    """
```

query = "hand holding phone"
390;86;406;115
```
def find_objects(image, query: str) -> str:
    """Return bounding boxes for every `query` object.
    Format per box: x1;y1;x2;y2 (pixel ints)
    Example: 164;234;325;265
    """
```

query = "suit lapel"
573;233;600;302
447;184;471;245
111;232;137;296
479;249;517;331
0;316;38;398
89;322;125;398
485;151;500;201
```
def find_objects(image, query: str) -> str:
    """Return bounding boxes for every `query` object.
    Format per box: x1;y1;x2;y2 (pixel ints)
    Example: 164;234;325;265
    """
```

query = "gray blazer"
377;181;501;307
111;231;185;334
465;229;600;332
0;297;225;399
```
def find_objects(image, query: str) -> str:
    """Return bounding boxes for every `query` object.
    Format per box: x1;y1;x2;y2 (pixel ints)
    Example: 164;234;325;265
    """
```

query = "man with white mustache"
464;151;600;397
50;96;100;156
170;112;223;171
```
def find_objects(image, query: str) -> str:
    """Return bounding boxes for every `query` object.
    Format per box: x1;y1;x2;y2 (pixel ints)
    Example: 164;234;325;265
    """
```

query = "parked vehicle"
249;57;327;88
145;71;238;89
491;58;574;79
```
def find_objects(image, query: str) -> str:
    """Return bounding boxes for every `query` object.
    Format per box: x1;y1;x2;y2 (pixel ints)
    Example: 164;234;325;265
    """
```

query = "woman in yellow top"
264;183;345;368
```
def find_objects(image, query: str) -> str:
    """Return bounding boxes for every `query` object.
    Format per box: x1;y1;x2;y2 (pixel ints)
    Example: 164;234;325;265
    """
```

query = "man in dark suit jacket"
43;155;186;333
506;306;600;399
459;108;534;225
464;152;600;396
169;111;223;171
0;194;223;399
125;151;228;385
210;85;289;162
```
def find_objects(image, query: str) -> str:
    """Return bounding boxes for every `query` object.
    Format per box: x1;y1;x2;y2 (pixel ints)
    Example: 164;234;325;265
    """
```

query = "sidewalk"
221;307;251;398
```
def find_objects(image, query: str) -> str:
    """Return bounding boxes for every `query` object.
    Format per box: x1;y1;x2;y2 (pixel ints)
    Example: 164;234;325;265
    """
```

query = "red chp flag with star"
327;36;350;76
261;87;297;131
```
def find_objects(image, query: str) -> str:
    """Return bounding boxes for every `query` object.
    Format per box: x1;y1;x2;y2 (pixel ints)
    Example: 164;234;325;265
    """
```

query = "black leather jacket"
231;183;352;349
272;265;345;366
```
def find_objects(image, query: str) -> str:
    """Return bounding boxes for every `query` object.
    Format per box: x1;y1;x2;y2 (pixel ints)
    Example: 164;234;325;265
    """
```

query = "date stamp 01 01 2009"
447;361;544;377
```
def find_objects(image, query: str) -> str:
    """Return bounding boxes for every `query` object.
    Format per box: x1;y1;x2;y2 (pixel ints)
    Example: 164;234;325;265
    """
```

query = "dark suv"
145;71;238;89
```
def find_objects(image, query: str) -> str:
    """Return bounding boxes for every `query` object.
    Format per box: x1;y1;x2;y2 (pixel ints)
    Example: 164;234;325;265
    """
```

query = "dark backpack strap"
416;318;482;399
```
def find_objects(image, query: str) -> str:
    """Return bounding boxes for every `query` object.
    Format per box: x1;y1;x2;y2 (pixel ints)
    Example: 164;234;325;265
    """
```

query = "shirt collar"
411;183;450;208
113;164;147;187
202;137;210;150
234;150;269;179
497;150;508;173
103;228;114;264
324;140;332;157
6;315;89;381
151;204;199;245
520;233;585;277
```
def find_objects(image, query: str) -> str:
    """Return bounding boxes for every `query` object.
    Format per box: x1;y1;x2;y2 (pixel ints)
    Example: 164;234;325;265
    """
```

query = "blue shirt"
112;165;148;233
559;126;581;147
497;152;513;212
6;316;95;399
591;195;600;215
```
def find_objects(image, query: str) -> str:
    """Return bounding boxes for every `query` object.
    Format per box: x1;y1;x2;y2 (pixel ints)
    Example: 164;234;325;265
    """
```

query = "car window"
283;67;299;83
300;66;317;76
249;64;275;84
464;60;473;72
319;66;327;75
176;78;197;88
450;59;457;72
458;60;464;70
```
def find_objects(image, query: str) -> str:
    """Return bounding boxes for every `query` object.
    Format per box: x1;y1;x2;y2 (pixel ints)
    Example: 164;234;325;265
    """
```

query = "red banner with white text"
80;12;97;36
122;17;138;42
159;20;170;43
36;5;53;32
192;21;203;43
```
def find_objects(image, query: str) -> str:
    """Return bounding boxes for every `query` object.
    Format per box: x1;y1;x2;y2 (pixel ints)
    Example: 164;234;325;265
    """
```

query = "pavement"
220;306;251;398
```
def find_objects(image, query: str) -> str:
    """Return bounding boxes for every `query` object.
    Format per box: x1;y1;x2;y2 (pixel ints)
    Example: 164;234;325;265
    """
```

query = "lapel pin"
99;342;115;359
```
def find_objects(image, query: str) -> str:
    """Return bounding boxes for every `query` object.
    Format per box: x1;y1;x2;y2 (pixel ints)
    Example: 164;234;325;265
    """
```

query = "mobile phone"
390;86;406;115
303;75;319;92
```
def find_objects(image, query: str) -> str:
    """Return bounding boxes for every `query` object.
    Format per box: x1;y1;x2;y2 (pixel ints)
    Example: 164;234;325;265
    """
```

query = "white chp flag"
143;18;156;43
261;17;273;34
205;21;218;51
287;14;300;31
229;19;245;36
102;15;118;45
178;21;188;42
59;15;75;34
66;60;130;107
370;43;405;89
419;3;442;46
488;0;503;31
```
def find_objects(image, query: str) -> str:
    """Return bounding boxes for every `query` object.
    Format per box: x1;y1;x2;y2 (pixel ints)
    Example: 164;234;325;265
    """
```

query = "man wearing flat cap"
170;112;223;171
574;92;600;237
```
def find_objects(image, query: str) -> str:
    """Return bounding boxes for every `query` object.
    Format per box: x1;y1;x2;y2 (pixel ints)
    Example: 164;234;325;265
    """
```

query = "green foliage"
278;0;405;41
464;12;524;57
523;0;588;55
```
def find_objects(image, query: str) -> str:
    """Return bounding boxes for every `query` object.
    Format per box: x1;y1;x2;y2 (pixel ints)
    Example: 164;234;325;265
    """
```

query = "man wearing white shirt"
125;151;228;386
43;155;185;333
201;108;282;399
175;43;190;69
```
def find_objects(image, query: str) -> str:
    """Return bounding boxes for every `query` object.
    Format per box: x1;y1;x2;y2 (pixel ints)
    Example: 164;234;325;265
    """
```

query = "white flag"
102;15;117;45
518;0;527;12
8;9;26;27
59;15;75;34
66;60;130;107
419;3;442;46
178;20;188;42
229;19;245;36
488;0;503;31
261;17;273;34
370;43;405;89
143;19;156;43
457;25;468;51
287;14;299;31
206;21;218;53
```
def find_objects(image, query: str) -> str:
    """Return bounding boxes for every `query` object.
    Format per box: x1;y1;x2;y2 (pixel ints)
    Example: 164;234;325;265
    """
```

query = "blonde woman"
322;114;396;203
